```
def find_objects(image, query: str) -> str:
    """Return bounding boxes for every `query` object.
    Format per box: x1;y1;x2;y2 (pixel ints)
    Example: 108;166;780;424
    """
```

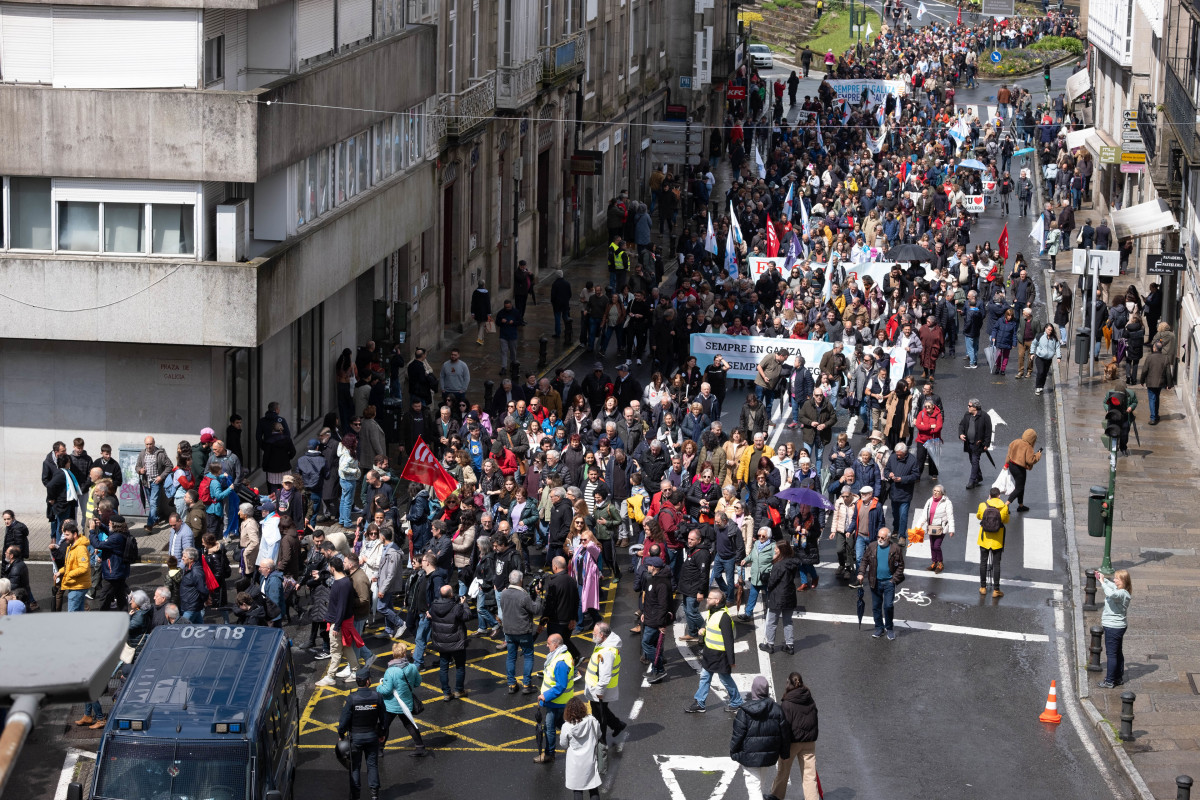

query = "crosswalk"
906;509;1055;571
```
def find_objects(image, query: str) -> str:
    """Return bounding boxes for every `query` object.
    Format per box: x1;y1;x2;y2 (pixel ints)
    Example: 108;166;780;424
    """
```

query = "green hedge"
1030;36;1084;55
978;49;1069;77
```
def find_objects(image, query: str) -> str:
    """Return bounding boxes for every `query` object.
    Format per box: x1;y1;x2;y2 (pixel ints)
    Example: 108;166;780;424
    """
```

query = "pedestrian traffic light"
1103;391;1128;441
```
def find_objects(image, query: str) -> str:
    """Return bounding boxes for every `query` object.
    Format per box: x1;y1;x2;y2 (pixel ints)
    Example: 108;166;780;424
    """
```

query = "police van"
80;624;299;800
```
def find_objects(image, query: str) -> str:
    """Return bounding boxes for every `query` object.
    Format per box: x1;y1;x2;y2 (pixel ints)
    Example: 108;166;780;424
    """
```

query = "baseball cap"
200;432;215;444
644;557;665;568
308;438;320;449
593;361;604;370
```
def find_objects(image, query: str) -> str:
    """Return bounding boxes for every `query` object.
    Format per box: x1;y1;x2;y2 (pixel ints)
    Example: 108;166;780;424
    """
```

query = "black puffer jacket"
729;696;791;767
780;685;819;743
428;595;468;653
765;555;799;611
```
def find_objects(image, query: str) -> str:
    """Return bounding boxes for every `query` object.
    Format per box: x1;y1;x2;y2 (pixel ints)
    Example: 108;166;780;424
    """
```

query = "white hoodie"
584;631;623;702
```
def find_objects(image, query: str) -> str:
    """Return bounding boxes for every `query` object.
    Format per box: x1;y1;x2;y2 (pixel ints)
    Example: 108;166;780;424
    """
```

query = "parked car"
748;44;774;69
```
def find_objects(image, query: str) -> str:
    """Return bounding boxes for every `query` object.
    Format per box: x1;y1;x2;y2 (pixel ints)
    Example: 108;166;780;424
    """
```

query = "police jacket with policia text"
338;687;386;746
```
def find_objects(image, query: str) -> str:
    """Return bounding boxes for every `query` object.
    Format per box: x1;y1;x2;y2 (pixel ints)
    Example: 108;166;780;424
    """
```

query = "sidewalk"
1054;355;1200;798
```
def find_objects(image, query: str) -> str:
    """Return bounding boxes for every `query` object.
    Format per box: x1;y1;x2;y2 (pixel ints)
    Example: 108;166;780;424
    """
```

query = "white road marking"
814;562;1062;590
1023;518;1055;571
734;640;750;653
54;748;93;800
628;698;644;721
655;755;760;800
794;610;1051;642
964;515;982;562
751;609;776;697
986;408;1008;449
906;508;932;561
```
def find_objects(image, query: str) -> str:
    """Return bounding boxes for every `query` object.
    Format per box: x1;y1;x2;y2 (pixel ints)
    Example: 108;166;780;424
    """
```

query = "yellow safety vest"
608;241;623;271
586;645;621;690
703;608;731;652
540;649;575;704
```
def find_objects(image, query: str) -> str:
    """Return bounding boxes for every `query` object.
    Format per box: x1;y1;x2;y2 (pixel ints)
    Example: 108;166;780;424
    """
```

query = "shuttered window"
297;0;334;60
51;7;199;89
336;0;371;46
0;4;52;83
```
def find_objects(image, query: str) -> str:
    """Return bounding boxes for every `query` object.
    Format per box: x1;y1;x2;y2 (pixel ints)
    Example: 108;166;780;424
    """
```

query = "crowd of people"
10;8;1171;799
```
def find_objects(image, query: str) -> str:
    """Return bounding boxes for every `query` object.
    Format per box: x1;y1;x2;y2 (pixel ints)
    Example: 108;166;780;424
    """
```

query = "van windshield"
93;737;248;800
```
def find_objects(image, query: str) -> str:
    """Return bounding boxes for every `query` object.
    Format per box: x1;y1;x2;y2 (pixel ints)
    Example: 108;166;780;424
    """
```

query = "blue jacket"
95;531;130;581
179;562;208;612
378;659;422;713
496;307;521;340
262;569;285;622
884;452;921;503
991;317;1018;349
539;647;573;705
680;412;710;443
851;459;882;497
963;306;985;338
204;476;236;515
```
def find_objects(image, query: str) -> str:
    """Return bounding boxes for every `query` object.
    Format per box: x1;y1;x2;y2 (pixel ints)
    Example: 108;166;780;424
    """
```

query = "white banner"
826;79;908;107
748;256;788;279
963;195;986;213
1065;69;1092;104
690;333;907;386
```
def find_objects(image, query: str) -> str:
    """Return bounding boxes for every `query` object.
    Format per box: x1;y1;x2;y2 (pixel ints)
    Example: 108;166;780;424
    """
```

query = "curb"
538;342;582;381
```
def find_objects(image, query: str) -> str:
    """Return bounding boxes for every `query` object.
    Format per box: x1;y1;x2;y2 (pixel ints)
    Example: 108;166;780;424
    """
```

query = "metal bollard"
1177;775;1193;800
1083;570;1099;610
538;336;549;369
1088;626;1104;672
484;380;495;405
1118;691;1136;741
564;317;573;344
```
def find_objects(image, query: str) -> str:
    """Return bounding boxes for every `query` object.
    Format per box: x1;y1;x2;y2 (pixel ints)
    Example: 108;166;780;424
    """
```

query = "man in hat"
639;557;673;684
582;362;612;412
849;485;884;586
614;362;642;410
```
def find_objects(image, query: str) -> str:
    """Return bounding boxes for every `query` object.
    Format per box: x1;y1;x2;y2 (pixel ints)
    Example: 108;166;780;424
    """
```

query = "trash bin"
1087;485;1107;537
1074;327;1091;364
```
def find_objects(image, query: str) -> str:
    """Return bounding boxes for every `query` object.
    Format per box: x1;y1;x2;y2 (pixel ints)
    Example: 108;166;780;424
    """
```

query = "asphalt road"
9;65;1125;800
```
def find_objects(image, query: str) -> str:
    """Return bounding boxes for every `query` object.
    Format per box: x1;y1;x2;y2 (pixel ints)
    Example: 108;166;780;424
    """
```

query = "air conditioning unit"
216;199;249;262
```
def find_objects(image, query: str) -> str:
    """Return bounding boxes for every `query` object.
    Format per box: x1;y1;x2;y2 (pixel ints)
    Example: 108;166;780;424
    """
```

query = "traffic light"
1103;391;1129;442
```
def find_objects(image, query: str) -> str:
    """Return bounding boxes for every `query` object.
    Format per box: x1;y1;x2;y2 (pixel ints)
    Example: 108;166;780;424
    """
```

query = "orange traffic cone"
1039;680;1062;724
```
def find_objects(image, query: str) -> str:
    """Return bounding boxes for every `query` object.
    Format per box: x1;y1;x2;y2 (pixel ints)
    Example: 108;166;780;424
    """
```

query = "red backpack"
199;476;215;504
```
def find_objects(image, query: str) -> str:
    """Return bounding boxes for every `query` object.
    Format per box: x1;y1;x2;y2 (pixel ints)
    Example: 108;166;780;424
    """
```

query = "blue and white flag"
917;1;927;18
725;228;738;274
782;183;794;222
754;144;766;179
799;192;810;235
1029;213;1046;253
705;214;719;255
729;200;745;246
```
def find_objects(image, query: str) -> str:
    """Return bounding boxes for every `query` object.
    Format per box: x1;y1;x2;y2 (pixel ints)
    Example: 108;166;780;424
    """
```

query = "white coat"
560;715;603;791
920;495;956;535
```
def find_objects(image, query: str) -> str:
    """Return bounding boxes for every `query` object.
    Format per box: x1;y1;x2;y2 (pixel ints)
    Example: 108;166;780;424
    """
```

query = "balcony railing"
444;72;496;140
497;57;543;110
1165;65;1200;163
541;30;586;84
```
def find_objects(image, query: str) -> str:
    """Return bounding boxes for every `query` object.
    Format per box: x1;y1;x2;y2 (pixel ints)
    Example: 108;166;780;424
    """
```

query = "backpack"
980;504;1003;533
123;532;142;566
199;476;215;505
657;504;680;535
249;581;282;621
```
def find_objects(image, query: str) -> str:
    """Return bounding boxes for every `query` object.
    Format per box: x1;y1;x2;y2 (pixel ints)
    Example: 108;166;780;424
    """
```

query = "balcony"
497;58;543;110
1165;65;1200;163
541;31;586;86
443;72;496;141
0;84;257;182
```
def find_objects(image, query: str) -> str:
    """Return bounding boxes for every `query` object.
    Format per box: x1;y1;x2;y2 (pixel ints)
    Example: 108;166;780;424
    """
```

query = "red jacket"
914;407;943;444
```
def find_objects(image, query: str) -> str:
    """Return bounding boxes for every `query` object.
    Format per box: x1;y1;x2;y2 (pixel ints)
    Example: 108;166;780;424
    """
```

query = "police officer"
338;675;386;800
686;588;744;713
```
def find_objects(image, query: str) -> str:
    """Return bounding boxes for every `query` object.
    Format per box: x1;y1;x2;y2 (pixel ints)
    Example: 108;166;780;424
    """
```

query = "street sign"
981;0;1015;15
1071;249;1121;277
679;76;693;90
1120;163;1145;173
1146;252;1187;274
990;51;1002;63
1099;146;1121;164
568;150;604;175
1121;151;1146;163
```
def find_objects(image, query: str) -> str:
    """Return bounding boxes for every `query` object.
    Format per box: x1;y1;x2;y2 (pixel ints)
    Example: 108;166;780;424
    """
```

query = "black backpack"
123;532;142;566
980;504;1003;533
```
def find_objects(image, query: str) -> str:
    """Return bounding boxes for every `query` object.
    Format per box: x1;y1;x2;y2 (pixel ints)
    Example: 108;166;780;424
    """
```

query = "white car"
748;44;773;69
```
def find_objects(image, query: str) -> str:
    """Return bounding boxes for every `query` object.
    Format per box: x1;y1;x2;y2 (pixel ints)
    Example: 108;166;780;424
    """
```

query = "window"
469;165;480;249
542;0;552;46
306;154;317;219
408;109;421;163
563;0;571;35
103;203;144;253
10;177;51;250
317;148;329;214
586;28;595;83
500;0;512;66
629;6;638;72
294;160;309;226
204;35;225;85
447;0;457;93
151;204;195;254
356;133;370;191
470;0;479;78
373;125;383;184
57;201;99;251
603;22;609;73
294;305;323;430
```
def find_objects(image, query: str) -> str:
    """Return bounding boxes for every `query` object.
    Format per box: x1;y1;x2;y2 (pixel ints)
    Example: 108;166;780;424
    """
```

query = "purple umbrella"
777;487;833;510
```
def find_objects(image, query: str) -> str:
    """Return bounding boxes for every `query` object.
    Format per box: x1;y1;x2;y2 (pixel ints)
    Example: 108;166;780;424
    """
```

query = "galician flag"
782;183;794;222
799;191;810;234
729;200;744;246
1029;214;1046;253
917;1;927;18
725;228;738;274
754;143;766;179
865;21;873;37
705;214;719;254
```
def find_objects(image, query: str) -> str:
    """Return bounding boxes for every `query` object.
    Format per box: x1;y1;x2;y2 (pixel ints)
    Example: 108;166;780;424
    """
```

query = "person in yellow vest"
976;487;1010;598
534;632;575;764
584;621;627;742
686;589;744;713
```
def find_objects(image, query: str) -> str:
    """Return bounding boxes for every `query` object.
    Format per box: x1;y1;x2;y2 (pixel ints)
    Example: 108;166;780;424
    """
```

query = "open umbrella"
956;158;987;171
777;486;834;510
887;243;934;262
1013;146;1036;157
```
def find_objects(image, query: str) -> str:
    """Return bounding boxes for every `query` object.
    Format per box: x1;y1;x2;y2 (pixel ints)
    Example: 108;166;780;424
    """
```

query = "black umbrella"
856;586;865;630
887;243;935;262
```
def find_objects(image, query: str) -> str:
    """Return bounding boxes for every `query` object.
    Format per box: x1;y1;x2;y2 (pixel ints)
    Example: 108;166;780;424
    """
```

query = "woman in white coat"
559;696;602;798
920;484;955;573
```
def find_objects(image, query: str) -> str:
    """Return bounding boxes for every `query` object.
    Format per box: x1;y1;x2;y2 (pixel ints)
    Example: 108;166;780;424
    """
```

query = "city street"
7;65;1133;800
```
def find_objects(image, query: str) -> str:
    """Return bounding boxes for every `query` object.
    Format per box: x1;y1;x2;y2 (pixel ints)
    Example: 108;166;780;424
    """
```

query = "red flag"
956;6;962;24
998;223;1009;261
400;435;459;502
765;215;780;257
898;160;908;186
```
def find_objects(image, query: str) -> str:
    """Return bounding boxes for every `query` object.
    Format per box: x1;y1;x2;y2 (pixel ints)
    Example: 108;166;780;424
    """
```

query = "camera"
526;573;546;600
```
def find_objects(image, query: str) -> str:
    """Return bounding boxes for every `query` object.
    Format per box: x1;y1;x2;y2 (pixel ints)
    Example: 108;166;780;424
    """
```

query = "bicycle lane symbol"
897;588;932;606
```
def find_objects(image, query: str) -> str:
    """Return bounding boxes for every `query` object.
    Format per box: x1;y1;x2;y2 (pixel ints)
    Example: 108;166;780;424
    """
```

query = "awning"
1085;128;1120;156
1111;198;1179;239
1065;127;1095;152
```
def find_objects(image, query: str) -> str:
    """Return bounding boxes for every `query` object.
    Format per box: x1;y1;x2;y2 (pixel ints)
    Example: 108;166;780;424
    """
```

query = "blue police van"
82;624;299;800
